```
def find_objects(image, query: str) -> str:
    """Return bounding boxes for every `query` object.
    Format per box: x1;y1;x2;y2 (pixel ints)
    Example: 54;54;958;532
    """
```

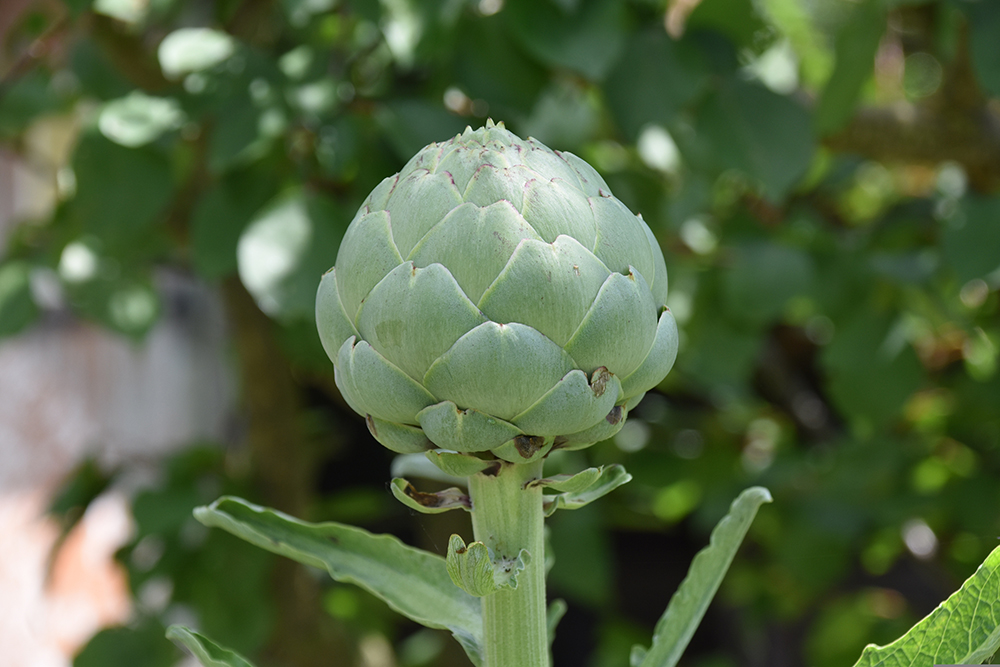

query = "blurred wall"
0;149;235;667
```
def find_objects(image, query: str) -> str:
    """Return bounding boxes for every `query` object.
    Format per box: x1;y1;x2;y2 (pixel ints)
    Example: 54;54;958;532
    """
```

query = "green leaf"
446;534;531;597
721;242;815;326
849;544;1000;667
503;0;626;81
542;464;632;516
0;71;62;138
94;0;149;24
166;626;255;667
814;0;884;136
99;92;184;148
529;466;602;493
604;29;709;140
944;196;1000;282
636;486;772;667
75;618;176;667
375;99;468;165
964;1;1000;97
0;261;38;337
821;314;924;430
692;77;814;201
66;274;162;339
548;599;568;646
193;496;483;659
158;28;236;79
70;132;173;245
236;190;347;319
190;168;278;280
684;0;768;49
453;13;548;117
390;478;471;514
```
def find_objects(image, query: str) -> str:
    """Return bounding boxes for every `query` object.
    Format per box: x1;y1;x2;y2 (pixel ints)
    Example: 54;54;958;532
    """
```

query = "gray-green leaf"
166;625;255;667
542;464;632;516
194;496;482;661
850;544;1000;667
636;486;772;667
529;466;602;493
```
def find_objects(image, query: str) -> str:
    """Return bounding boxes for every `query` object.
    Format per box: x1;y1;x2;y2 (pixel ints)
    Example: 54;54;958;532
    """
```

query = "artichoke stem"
468;459;549;667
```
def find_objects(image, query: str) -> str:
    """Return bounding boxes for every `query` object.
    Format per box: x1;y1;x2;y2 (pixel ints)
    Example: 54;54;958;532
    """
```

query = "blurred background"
1;0;998;665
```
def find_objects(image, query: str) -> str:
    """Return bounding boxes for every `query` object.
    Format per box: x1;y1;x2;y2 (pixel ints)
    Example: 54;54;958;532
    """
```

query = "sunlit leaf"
850;545;1000;667
99;92;184;148
158;28;236;79
236;190;347;319
190;167;278;280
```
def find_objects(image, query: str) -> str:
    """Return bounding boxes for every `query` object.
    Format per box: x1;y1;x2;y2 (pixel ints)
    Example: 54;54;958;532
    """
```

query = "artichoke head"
317;121;678;460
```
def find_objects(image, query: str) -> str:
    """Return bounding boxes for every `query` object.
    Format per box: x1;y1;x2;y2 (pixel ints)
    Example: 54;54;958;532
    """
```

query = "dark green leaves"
821;314;924;430
963;1;1000;98
70;132;173;244
503;0;627;81
944;196;1000;282
722;243;815;327
814;1;884;135
604;29;710;140
190;167;278;280
75;618;177;667
0;261;38;337
692;78;815;201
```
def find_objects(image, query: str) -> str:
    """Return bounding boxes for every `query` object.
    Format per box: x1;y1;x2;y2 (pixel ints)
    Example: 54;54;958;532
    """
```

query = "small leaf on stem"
390;478;471;513
446;534;531;597
541;464;632;516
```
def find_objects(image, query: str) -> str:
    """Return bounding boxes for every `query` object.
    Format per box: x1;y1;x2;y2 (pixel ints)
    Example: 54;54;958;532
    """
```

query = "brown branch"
222;278;358;667
824;21;1000;193
824;103;1000;191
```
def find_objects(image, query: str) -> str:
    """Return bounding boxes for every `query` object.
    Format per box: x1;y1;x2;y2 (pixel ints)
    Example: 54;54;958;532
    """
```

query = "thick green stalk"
468;460;548;667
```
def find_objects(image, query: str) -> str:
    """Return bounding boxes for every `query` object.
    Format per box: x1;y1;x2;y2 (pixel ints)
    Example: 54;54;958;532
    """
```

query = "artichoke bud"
317;120;678;458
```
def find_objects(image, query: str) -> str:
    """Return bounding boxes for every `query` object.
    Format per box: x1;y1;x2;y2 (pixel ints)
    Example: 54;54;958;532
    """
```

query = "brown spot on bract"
365;414;378;437
590;367;610;397
514;435;545;459
403;481;447;508
605;406;624;425
481;461;502;477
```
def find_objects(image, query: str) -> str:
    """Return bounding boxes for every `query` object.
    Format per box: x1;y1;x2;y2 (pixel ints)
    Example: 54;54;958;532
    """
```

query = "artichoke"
316;121;678;462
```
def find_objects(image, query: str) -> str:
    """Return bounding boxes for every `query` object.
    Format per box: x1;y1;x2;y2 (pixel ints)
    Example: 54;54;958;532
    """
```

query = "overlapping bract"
317;121;678;459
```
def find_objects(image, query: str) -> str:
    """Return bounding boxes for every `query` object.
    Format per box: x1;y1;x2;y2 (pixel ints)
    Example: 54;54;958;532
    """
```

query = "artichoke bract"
317;121;678;461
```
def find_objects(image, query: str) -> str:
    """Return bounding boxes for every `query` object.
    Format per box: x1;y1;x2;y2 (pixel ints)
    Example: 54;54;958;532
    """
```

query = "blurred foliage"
1;0;999;666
